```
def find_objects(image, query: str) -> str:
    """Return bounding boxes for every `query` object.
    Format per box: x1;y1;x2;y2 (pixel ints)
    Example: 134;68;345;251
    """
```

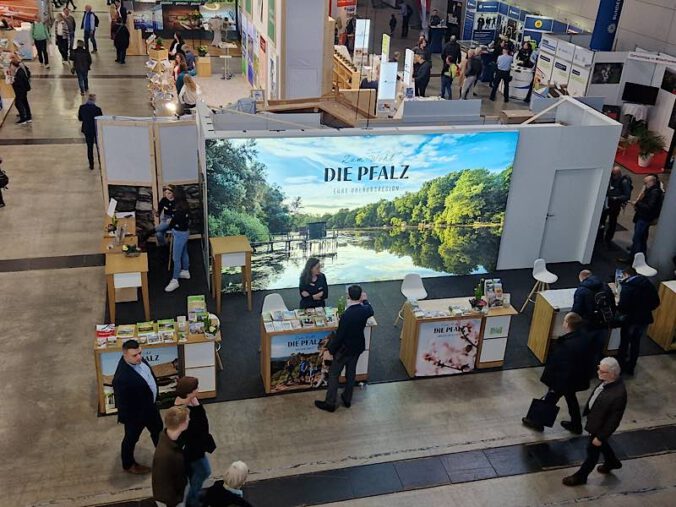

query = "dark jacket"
583;379;627;441
114;25;130;50
203;481;253;507
78;102;103;138
152;431;187;507
540;330;593;393
111;357;158;424
176;403;216;463
11;65;30;94
633;185;663;223
607;175;632;204
81;11;99;30
465;56;483;77
441;41;461;64
70;47;92;75
414;60;431;87
329;301;374;356
118;5;128;24
299;272;328;309
572;275;615;328
618;274;660;325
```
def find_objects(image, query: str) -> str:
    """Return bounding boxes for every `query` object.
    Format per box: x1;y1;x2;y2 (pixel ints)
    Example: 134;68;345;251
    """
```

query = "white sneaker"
178;270;191;279
165;279;179;292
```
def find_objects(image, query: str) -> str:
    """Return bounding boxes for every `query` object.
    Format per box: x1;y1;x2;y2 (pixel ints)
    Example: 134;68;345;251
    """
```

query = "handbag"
526;397;560;427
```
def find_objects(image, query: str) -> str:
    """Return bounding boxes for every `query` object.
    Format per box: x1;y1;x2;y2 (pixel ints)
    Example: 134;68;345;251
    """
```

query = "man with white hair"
563;357;627;486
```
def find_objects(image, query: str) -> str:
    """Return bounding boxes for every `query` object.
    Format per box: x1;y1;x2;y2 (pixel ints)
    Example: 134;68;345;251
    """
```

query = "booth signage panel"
381;33;391;60
540;35;558;54
269;331;333;393
376;62;398;116
472;0;498;45
534;52;554;88
415;319;481;376
463;0;476;40
567;65;591;96
573;47;594;67
354;19;371;50
590;0;624;51
206;131;519;290
524;15;553;32
403;48;415;85
99;346;178;415
551;59;572;86
555;40;576;62
627;52;676;67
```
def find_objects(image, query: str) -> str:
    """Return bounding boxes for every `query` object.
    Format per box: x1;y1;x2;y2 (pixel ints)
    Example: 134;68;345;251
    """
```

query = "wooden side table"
105;253;150;323
210;235;253;312
197;56;212;77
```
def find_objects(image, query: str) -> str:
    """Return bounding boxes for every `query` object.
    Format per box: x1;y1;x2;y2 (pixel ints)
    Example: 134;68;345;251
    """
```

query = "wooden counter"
94;327;221;415
400;297;518;377
105;252;150;322
647;280;676;351
259;311;377;394
527;288;621;363
101;235;138;254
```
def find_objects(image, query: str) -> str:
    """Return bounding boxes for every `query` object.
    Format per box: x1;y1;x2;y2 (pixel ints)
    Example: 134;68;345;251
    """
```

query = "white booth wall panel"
480;338;507;363
283;0;327;99
102;125;153;183
552;125;621;169
185;366;216;392
649;87;675;146
158;124;199;182
497;127;560;270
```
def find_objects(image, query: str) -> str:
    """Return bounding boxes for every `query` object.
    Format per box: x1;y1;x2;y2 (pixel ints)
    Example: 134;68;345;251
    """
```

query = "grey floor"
0;2;674;507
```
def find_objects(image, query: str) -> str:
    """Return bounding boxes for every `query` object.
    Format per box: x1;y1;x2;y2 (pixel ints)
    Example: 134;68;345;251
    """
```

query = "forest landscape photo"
206;132;519;290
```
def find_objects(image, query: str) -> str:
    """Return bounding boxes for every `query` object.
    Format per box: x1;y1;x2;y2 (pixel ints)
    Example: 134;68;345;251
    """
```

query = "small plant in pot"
197;45;208;57
627;118;647;143
637;130;666;167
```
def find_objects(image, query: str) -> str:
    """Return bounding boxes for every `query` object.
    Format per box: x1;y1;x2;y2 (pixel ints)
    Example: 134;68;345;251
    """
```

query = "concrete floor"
0;2;674;506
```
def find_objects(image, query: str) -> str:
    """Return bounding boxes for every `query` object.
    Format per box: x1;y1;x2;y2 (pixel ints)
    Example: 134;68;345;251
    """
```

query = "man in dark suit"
112;339;163;474
115;0;127;25
563;357;627;486
616;267;660;375
522;312;593;434
315;285;374;412
78;93;102;170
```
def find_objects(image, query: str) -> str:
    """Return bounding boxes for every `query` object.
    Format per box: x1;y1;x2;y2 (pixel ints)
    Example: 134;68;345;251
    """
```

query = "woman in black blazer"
299;257;328;309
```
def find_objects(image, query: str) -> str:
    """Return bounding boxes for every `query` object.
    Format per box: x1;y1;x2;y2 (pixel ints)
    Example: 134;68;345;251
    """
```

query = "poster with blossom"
415;318;481;376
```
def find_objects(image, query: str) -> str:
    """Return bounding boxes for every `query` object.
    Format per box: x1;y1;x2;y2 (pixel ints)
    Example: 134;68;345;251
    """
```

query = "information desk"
527;288;621;363
400;297;518;377
105;253;150;323
259;309;377;394
93;327;221;415
101;235;138;254
647;280;676;351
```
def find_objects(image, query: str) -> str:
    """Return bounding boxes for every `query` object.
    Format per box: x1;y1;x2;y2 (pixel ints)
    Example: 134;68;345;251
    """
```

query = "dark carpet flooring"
111;239;666;403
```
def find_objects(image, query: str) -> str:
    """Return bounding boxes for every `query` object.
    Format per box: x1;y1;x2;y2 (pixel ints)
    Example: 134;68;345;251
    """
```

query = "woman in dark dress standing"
299;257;328;309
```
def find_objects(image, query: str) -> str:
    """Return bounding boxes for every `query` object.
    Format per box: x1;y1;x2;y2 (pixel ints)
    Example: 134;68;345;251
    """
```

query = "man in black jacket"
627;174;663;258
112;339;163;474
563;357;627;486
600;166;632;246
70;39;91;95
114;23;130;64
522;313;593;434
78;94;102;170
413;53;431;97
315;285;374;412
572;270;615;366
441;35;461;66
616;267;660;375
10;59;31;125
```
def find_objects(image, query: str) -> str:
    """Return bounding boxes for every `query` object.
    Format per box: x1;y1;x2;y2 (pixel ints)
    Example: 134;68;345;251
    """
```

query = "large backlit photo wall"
206;132;519;290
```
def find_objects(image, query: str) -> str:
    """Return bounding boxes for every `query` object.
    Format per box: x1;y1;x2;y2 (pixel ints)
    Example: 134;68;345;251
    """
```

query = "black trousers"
575;436;620;479
56;36;69;60
491;70;510;101
402;16;409;37
600;201;623;242
116;47;127;63
120;409;163;469
14;91;31;120
544;388;581;429
325;351;360;407
618;323;646;374
35;39;49;65
415;81;428;97
0;188;5;206
85;135;97;168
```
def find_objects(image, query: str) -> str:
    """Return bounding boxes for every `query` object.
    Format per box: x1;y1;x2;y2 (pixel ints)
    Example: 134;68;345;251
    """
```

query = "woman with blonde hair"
204;461;253;506
179;74;200;113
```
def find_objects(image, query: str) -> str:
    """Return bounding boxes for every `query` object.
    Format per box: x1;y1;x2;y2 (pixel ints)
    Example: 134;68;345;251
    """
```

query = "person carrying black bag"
10;58;31;125
0;155;8;209
522;313;593;433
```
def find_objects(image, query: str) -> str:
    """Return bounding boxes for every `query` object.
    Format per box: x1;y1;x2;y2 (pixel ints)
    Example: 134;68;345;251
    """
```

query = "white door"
540;168;601;263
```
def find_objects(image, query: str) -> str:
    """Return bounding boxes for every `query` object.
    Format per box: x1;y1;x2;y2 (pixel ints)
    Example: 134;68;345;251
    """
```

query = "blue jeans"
76;71;88;93
84;29;97;51
172;229;190;279
630;218;651;256
441;75;453;99
186;456;211;507
155;219;171;245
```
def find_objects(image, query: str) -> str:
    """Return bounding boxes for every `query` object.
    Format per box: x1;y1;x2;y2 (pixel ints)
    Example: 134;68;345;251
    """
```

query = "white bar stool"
394;274;428;326
632;252;657;277
520;258;558;312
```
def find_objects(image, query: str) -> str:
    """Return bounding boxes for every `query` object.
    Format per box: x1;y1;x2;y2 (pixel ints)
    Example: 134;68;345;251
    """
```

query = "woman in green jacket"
31;20;51;68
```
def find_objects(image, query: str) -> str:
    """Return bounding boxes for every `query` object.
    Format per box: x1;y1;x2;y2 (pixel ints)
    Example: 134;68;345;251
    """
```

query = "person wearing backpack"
616;267;660;376
600;166;632;247
572;270;616;369
10;59;32;125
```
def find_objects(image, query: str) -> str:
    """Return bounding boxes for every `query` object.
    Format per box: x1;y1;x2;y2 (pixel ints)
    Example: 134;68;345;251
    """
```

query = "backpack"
591;289;615;328
0;168;8;188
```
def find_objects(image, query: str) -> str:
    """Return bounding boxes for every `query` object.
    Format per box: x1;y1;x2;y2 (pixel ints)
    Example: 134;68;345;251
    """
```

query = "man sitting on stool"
522;312;593;434
315;285;373;412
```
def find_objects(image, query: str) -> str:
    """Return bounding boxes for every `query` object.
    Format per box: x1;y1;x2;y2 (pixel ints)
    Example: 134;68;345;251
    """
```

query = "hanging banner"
590;0;624;51
463;0;476;40
472;0;499;45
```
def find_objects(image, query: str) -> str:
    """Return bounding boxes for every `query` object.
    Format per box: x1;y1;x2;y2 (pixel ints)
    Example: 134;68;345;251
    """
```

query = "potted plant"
122;244;141;257
197;45;208;57
637;130;666;167
627;118;647;143
336;296;346;318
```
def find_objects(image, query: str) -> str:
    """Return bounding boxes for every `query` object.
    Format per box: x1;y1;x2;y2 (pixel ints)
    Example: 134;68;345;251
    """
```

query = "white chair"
394;274;428;326
262;293;288;314
632;252;657;277
520;258;558;312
